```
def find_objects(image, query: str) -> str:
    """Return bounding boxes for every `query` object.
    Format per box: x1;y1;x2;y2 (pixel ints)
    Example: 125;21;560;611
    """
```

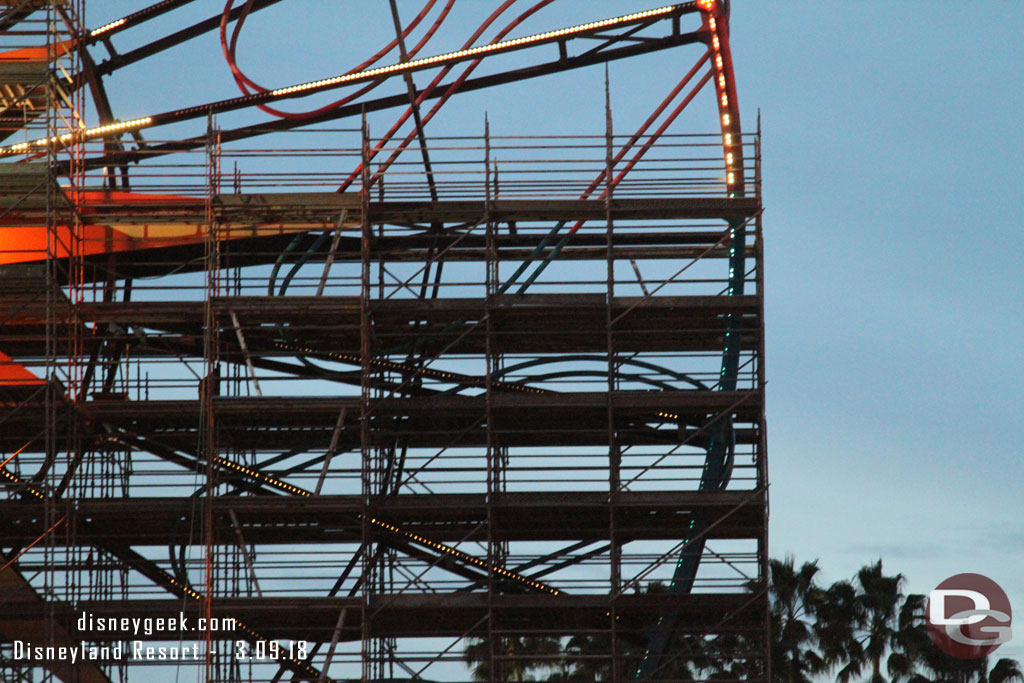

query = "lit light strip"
201;418;556;593
700;0;741;190
206;438;551;594
215;455;312;497
165;577;320;676
166;575;203;601
3;5;686;156
364;516;561;595
0;117;152;156
89;17;126;37
269;5;680;98
1;468;45;499
209;448;557;595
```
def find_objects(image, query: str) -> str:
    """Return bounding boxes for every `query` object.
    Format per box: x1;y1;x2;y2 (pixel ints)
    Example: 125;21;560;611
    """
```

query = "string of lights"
0;4;691;156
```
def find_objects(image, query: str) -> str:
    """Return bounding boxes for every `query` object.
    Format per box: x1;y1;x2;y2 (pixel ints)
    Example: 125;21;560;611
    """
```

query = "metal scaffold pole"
0;3;768;681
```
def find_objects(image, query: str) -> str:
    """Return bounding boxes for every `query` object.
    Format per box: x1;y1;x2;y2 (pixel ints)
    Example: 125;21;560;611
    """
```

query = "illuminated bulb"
716;55;723;69
718;74;726;89
712;36;720;50
720;93;729;107
722;113;731;125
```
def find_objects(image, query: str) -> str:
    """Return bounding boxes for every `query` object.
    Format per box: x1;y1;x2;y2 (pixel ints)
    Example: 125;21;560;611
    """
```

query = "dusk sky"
735;1;1024;664
86;0;1024;666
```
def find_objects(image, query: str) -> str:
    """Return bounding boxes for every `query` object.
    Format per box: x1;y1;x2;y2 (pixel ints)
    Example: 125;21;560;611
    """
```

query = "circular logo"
926;573;1012;659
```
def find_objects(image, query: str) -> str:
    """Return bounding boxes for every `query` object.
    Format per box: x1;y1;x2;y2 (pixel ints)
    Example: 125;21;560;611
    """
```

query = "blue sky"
732;0;1024;663
85;0;1024;666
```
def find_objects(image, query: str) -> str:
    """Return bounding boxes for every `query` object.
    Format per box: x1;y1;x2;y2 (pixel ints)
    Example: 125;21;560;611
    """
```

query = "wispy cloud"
842;542;946;562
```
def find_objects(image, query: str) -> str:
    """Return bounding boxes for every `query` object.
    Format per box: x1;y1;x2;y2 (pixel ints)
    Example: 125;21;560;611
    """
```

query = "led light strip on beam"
698;0;743;191
86;0;200;40
90;17;126;37
216;455;313;496
210;449;560;594
4;451;555;621
163;578;321;677
1;117;152;156
1;435;554;627
1;468;45;499
1;4;689;156
364;516;561;595
270;5;682;97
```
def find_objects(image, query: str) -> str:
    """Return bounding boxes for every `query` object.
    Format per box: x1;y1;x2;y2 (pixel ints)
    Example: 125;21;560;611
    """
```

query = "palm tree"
814;568;1022;683
857;561;906;683
563;632;613;681
984;658;1024;683
700;630;762;682
462;558;1022;683
465;635;563;682
559;582;700;682
887;593;933;683
890;593;1022;683
767;556;828;683
815;560;907;683
917;651;1023;683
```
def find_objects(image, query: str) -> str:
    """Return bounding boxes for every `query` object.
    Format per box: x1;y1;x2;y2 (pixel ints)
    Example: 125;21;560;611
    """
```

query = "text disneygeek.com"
5;611;304;664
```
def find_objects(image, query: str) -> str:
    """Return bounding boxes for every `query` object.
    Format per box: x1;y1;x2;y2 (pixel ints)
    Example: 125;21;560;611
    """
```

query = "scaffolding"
1;2;768;682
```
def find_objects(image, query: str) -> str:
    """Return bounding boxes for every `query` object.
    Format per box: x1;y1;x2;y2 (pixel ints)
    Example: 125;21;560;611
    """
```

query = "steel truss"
1;2;768;681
